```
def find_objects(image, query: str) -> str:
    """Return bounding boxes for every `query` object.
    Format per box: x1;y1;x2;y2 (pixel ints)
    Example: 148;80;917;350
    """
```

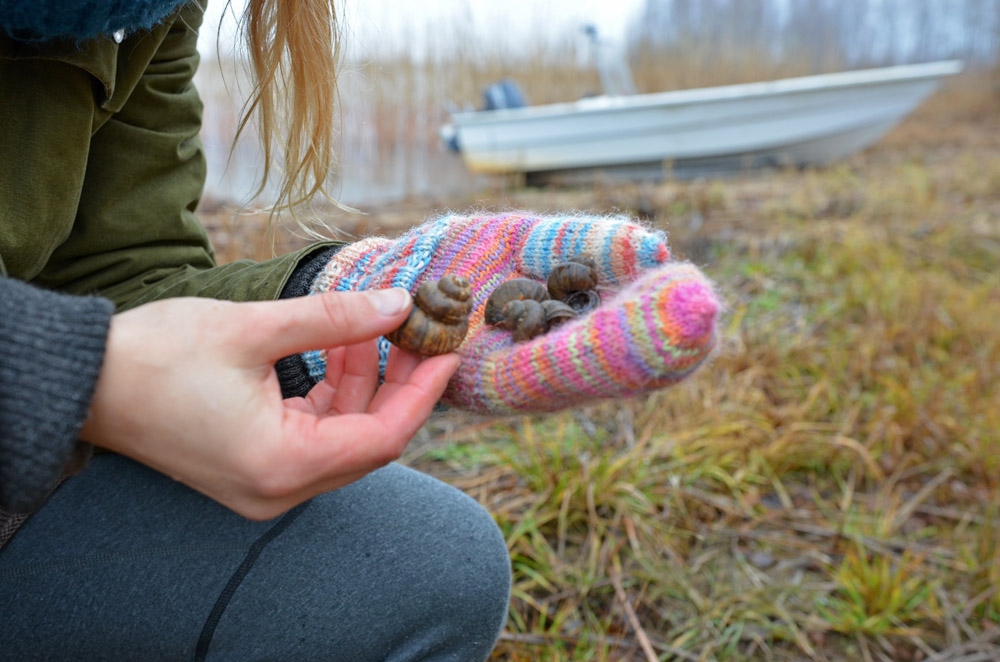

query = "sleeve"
274;246;341;398
24;3;343;312
0;277;113;513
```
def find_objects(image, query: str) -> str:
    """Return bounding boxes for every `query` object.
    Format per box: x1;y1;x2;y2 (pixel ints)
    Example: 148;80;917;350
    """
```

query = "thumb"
239;289;412;361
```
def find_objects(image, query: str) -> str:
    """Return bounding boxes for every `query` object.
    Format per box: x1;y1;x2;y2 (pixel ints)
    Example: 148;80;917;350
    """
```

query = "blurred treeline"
629;0;1000;92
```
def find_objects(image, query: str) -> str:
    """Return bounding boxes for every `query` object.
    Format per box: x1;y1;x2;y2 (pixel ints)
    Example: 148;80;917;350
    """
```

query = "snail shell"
547;256;598;301
385;275;472;356
497;299;548;342
561;289;601;315
484;278;548;326
494;299;578;342
541;299;577;328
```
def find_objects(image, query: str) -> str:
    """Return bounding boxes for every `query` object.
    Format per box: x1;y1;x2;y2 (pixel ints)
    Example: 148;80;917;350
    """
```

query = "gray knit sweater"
0;278;113;547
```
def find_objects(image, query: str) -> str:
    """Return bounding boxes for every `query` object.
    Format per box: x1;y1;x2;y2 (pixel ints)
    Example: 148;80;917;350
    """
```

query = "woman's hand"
80;290;459;520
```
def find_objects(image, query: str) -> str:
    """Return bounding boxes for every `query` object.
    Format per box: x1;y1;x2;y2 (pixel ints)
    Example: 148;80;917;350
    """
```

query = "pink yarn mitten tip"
448;262;718;413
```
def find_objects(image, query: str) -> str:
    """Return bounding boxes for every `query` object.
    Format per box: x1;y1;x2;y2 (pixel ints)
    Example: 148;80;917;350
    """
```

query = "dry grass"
202;70;1000;660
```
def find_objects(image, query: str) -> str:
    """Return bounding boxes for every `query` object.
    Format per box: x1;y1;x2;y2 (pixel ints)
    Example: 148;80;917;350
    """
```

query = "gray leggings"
0;454;511;661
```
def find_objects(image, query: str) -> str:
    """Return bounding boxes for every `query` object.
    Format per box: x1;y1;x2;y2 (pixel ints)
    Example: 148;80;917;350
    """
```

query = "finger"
302;377;338;413
369;352;459;415
239;289;412;362
258;354;457;511
323;346;347;386
269;411;406;497
328;339;381;414
307;353;458;472
382;344;422;386
284;347;344;414
283;396;313;413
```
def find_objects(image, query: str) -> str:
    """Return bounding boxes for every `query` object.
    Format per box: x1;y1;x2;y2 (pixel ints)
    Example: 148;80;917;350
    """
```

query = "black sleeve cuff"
280;245;340;299
0;278;114;513
274;245;341;399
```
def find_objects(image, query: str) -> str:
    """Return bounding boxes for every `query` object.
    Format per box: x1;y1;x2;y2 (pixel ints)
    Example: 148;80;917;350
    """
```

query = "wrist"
79;313;129;451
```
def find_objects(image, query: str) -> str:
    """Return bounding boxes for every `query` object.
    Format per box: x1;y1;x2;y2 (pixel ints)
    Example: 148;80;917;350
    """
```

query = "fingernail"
367;288;411;316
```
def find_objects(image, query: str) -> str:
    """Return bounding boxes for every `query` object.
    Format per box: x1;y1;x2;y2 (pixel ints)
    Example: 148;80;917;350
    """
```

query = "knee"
386;477;511;660
210;465;512;661
430;490;512;644
321;465;512;660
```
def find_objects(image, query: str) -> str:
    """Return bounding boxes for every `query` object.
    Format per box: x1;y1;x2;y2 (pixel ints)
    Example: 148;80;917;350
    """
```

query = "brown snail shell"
541;299;577;328
496;299;548;342
561;289;601;315
385;275;472;356
547;256;598;301
484;278;548;326
494;299;578;342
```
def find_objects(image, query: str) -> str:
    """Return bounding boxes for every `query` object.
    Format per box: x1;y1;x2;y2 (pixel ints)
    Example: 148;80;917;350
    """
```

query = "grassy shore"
204;71;1000;661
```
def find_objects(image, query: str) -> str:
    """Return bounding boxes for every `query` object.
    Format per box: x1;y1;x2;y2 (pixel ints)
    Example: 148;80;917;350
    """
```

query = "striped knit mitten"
305;212;719;415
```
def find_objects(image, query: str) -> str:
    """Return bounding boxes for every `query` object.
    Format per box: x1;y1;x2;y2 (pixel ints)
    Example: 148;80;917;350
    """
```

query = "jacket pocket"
0;31;118;104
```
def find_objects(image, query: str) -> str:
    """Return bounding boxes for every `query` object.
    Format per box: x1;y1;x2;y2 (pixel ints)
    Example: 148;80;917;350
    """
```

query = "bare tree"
628;0;1000;82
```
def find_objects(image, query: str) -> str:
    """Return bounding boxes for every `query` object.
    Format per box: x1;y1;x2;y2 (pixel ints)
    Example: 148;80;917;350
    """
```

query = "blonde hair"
234;0;342;213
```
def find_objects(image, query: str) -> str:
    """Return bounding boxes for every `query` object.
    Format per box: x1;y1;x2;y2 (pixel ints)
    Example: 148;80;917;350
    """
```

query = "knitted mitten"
305;212;719;415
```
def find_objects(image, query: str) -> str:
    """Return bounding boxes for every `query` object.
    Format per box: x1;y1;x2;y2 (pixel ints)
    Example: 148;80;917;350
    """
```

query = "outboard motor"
482;79;527;111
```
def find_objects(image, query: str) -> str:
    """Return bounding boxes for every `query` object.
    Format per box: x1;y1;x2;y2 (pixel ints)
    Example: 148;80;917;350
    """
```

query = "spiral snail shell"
485;280;584;343
496;299;548;342
483;278;548;326
385;275;472;356
547;256;600;314
540;299;577;328
560;289;601;315
484;257;602;343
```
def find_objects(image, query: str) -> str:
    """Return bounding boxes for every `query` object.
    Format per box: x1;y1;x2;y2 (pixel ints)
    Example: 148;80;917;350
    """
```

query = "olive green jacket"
0;2;331;308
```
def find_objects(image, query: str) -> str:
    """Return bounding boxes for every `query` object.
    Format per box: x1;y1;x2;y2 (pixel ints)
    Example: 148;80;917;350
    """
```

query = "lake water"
195;62;490;207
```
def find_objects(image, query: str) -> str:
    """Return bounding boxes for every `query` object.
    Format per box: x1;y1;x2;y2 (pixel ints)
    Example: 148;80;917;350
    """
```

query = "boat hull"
444;61;963;175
